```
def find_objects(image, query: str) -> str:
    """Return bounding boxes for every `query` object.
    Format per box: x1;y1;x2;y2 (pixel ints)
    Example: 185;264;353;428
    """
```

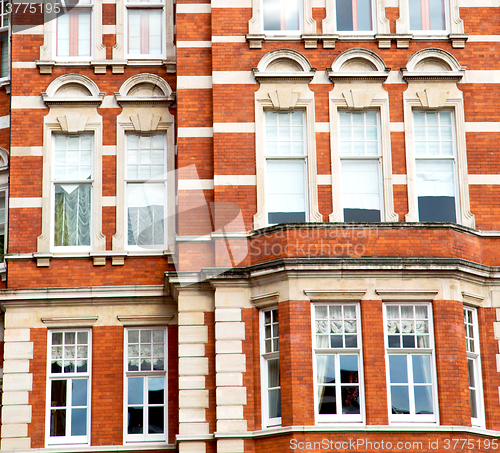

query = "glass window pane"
72;379;88;406
340;355;358;383
269;388;281;418
389;355;408;383
268;358;280;388
148;377;165;405
318;385;337;415
316;355;335;384
51;380;67;407
391;386;410;414
51;409;67;436
412;355;432;383
263;0;281;31
414;386;434;414
128;407;143;434
148;406;164;434
71;408;87;436
128;377;144;405
341;386;360;414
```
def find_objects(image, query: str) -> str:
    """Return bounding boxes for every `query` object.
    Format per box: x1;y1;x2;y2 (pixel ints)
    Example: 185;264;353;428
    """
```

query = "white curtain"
416;160;455;197
54;184;91;246
267;160;306;213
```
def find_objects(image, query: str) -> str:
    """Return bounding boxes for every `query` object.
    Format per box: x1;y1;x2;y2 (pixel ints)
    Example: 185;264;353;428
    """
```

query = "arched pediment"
327;49;390;82
253;49;316;83
402;49;465;82
42;74;105;106
0;147;9;171
115;74;175;106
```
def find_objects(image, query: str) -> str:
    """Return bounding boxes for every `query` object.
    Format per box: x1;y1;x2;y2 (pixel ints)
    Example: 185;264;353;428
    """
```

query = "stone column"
214;283;250;453
177;285;214;453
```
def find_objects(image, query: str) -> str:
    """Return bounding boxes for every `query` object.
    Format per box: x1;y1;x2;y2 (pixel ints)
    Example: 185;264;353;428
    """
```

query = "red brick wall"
28;328;47;448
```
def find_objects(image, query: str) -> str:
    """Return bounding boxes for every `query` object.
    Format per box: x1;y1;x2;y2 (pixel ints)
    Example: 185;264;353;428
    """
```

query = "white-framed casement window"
339;110;383;222
264;110;308;225
313;304;363;423
409;0;447;32
126;134;167;249
46;329;91;446
260;308;281;428
0;190;6;264
0;0;9;79
464;307;485;428
52;134;93;250
124;327;167;442
56;0;93;58
335;0;374;32
126;0;164;58
413;110;458;223
262;0;302;34
384;304;438;423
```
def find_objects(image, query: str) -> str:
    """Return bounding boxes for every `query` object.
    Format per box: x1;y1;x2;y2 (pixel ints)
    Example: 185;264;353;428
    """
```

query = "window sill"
35;59;176;75
20;250;174;267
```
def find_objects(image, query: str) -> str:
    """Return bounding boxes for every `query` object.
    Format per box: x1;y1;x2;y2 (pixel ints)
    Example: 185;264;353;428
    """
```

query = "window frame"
50;133;94;252
383;302;439;424
125;132;168;250
338;109;385;222
261;0;303;35
0;187;7;268
263;110;309;225
260;307;281;428
464;306;485;428
332;0;376;34
0;0;9;81
407;0;449;34
123;327;168;443
45;329;92;447
312;303;365;424
412;109;460;223
125;0;166;60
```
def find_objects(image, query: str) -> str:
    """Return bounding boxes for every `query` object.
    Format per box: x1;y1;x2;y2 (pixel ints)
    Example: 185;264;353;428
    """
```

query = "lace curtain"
54;184;91;246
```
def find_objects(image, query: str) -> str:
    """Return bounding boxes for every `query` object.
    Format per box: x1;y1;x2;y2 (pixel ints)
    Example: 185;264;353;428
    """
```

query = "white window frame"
332;0;376;34
38;74;106;256
253;50;322;230
51;133;94;252
383;303;439;424
464;306;485;428
402;49;474;227
407;0;449;34
260;307;281;428
0;187;7;268
125;0;166;60
264;110;309;226
328;49;398;223
338;110;384;222
0;0;9;82
54;0;94;61
124;327;168;443
260;0;303;35
125;133;168;250
312;303;364;424
412;109;460;223
45;329;92;447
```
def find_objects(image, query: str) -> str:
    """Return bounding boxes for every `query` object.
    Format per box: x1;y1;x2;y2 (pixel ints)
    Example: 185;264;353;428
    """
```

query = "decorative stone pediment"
42;74;105;107
415;89;450;109
115;74;175;107
253;49;316;83
401;49;465;82
327;49;390;82
0;147;9;171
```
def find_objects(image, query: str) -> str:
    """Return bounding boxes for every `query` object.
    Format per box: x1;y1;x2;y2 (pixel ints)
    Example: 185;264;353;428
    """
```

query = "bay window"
265;110;307;225
126;134;167;248
47;330;91;445
57;0;92;58
125;327;167;442
413;110;458;223
262;0;301;33
409;0;447;32
126;0;164;58
260;308;281;427
335;0;374;32
313;304;363;423
53;134;93;249
339;110;383;222
464;307;484;427
385;304;437;423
